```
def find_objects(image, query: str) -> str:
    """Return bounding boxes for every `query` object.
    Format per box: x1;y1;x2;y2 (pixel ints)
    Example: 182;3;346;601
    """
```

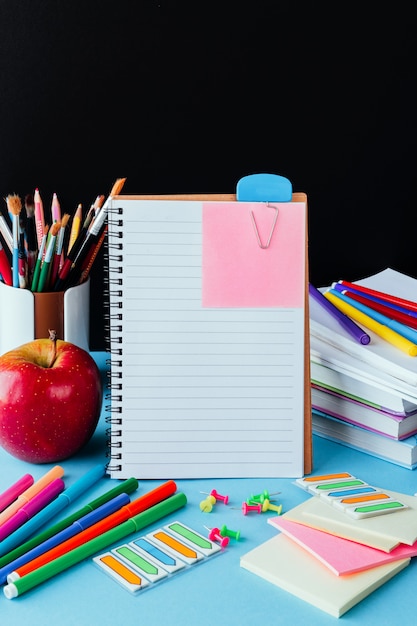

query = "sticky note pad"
240;533;410;618
269;517;417;575
283;489;417;551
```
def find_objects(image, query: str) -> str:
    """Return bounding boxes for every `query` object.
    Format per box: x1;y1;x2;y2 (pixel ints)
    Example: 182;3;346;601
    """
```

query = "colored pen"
0;465;64;527
324;290;417;356
329;289;417;345
0;493;130;585
338;288;417;330
0;465;105;556
0;240;12;286
9;480;177;580
4;491;187;599
309;282;370;345
0;476;139;564
0;474;34;514
335;279;417;315
0;478;65;542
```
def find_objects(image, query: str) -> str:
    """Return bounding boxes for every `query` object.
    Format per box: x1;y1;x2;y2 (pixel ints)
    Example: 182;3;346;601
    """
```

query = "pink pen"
0;474;34;514
0;478;65;542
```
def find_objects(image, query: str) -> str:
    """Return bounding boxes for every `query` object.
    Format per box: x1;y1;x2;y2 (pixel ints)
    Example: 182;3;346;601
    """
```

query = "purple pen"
309;282;370;345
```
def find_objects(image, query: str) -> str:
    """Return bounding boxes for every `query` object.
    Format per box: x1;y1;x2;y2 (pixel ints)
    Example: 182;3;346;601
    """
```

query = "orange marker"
9;480;177;581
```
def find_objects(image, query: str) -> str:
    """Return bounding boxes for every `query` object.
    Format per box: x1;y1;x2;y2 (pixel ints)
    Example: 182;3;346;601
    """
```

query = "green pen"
0;477;139;568
3;491;187;599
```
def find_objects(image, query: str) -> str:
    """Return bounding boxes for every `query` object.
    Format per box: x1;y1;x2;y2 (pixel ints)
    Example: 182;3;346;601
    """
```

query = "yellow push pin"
199;495;216;513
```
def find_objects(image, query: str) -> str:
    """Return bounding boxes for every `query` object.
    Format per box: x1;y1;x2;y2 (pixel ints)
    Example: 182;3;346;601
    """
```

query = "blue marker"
0;464;106;557
329;289;417;345
0;492;130;585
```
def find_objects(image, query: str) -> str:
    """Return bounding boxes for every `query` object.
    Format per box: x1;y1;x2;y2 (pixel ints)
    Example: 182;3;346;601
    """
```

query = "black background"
0;2;415;350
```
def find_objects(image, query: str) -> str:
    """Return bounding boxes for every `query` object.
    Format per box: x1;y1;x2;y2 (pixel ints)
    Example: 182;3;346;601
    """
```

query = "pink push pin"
210;489;229;505
207;526;230;548
242;501;262;515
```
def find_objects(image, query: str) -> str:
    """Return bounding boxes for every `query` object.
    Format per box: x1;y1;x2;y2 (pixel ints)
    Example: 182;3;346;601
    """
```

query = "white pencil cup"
0;278;90;355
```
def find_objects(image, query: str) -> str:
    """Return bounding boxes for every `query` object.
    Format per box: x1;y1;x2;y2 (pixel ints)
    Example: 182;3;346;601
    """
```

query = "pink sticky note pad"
269;516;417;576
202;202;305;308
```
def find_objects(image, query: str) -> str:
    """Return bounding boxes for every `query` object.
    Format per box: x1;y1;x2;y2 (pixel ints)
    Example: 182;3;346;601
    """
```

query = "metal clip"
250;203;279;249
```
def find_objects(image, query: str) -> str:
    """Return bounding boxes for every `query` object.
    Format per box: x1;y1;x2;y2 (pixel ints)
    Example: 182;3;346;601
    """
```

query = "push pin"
201;489;229;505
220;524;241;541
199;495;216;513
261;498;283;514
250;489;281;503
241;501;262;515
204;526;230;548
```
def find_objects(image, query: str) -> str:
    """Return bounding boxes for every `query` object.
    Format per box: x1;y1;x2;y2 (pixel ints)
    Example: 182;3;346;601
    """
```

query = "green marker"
0;477;139;568
4;492;187;599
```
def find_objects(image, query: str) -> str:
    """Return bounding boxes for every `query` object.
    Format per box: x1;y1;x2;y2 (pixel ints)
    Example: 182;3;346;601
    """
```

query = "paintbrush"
6;195;23;288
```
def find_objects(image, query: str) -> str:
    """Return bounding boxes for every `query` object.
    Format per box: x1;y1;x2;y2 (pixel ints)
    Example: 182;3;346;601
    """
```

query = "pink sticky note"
269;516;417;575
202;202;305;308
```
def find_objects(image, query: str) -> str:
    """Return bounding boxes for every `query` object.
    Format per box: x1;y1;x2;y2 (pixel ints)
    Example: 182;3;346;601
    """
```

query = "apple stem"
46;329;58;368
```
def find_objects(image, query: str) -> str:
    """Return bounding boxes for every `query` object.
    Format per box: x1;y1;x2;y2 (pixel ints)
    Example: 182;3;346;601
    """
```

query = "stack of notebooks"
309;268;417;469
241;472;417;617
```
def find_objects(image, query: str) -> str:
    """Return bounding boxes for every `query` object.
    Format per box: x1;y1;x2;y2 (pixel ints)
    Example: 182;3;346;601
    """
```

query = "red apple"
0;333;102;463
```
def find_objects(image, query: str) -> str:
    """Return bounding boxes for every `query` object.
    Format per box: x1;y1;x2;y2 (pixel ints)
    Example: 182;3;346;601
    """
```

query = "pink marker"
0;474;34;514
0;478;65;542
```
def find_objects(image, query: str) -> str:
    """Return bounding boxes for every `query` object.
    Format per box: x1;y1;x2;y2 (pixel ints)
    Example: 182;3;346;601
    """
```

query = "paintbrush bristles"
6;194;22;216
109;178;127;197
61;213;71;229
50;222;61;237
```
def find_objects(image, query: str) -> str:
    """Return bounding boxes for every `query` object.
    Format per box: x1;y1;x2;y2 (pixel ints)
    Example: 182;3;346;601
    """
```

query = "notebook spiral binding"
104;206;124;473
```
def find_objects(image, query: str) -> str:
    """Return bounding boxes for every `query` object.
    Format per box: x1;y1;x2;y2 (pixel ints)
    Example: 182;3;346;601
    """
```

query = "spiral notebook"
105;183;311;479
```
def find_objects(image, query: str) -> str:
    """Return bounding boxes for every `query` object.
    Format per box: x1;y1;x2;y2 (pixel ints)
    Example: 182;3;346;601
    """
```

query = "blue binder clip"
236;173;292;202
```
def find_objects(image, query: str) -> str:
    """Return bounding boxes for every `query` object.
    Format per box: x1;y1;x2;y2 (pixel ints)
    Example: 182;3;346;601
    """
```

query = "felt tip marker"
0;465;106;556
324;290;417;356
0;466;64;527
0;479;65;543
0;476;139;564
309;283;370;345
0;474;34;514
4;491;187;599
1;493;130;585
8;480;178;580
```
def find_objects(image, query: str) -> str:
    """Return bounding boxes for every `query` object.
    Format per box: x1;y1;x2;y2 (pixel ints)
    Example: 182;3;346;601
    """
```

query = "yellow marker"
325;291;417;356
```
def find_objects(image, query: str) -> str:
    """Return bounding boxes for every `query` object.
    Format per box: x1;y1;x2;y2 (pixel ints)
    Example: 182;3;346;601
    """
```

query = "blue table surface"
0;353;416;625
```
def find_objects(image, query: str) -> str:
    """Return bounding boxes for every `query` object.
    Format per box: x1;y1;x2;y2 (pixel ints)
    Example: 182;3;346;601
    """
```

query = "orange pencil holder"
0;279;90;355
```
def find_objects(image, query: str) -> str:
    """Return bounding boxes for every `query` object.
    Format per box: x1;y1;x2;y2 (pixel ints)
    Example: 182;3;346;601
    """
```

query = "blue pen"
0;464;106;557
0;492;130;585
329;289;417;345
